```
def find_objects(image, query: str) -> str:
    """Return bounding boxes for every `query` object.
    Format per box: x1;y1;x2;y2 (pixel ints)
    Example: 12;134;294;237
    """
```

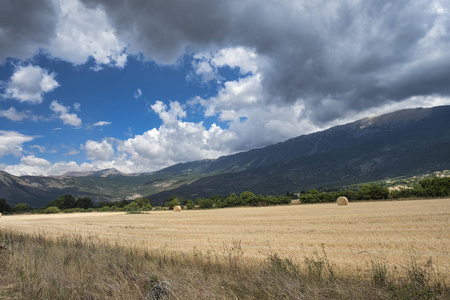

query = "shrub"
185;200;195;209
124;202;141;212
14;203;31;212
166;198;181;210
355;184;389;200
420;177;450;197
197;198;214;209
99;206;111;212
239;191;256;205
141;203;153;211
45;206;61;214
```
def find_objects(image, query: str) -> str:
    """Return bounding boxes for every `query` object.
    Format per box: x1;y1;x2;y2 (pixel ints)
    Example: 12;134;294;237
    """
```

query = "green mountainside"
150;105;450;201
1;105;449;207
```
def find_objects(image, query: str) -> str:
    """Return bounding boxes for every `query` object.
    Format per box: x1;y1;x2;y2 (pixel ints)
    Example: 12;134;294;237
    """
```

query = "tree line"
297;177;450;204
1;177;449;214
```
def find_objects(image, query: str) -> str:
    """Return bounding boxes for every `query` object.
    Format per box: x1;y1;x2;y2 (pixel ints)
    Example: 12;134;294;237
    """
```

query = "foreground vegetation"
0;230;447;300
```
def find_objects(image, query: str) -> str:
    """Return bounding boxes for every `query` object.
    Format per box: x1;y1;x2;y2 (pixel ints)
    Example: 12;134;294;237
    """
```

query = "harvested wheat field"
1;199;449;272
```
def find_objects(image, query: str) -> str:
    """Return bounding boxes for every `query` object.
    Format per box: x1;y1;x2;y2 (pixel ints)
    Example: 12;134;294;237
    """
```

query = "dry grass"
0;199;449;299
1;199;448;271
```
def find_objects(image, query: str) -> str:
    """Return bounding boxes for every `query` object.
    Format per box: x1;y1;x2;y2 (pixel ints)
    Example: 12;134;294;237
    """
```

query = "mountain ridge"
1;105;449;206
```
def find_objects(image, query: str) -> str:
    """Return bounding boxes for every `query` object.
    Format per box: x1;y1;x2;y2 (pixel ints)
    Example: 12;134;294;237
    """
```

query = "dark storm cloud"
0;0;57;62
80;0;449;123
63;1;450;122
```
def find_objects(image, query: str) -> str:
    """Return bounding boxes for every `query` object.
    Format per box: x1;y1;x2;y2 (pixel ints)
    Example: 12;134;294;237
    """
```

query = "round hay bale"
337;196;349;206
0;212;2;218
173;205;182;212
290;199;301;205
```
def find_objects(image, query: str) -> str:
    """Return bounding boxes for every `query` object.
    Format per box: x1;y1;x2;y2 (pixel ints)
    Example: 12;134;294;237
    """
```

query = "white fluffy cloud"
0;107;29;121
84;139;115;161
49;0;127;68
21;155;52;167
114;101;233;172
3;65;59;104
62;100;234;173
49;101;82;126
0;130;34;157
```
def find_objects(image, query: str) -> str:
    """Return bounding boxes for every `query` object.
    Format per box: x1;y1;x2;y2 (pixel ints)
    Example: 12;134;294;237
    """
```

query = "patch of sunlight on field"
1;199;449;271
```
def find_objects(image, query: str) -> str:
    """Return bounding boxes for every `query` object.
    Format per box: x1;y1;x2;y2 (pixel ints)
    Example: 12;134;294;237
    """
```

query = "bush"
355;185;389;200
185;200;195;209
14;203;31;212
420;177;450;197
197;198;214;209
141;203;153;211
124;202;141;212
166;198;181;210
240;191;256;205
45;206;61;214
99;206;112;212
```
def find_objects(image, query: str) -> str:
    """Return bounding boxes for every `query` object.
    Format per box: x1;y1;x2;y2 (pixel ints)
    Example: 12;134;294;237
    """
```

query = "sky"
1;0;449;176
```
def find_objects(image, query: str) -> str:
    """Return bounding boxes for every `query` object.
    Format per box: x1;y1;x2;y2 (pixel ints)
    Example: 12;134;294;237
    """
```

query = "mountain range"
1;105;449;207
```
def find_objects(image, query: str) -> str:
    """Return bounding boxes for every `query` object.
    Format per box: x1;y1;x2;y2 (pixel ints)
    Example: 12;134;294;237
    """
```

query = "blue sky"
1;0;449;176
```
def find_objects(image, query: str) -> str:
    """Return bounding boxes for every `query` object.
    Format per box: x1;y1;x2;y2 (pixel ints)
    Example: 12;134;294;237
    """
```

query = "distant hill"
1;105;449;207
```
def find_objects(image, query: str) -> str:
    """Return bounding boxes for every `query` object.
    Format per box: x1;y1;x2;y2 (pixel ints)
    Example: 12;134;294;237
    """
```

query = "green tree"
240;191;256;205
420;177;450;197
220;193;242;207
166;198;181;209
134;197;150;207
210;194;224;202
14;203;30;212
47;194;76;209
124;202;141;211
356;185;389;200
75;197;94;209
46;197;64;209
141;203;153;211
97;201;112;208
0;198;12;213
117;200;130;208
197;198;214;209
185;199;195;209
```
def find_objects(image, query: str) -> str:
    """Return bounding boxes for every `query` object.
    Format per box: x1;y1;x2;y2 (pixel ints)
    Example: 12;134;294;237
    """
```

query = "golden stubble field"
1;199;449;271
